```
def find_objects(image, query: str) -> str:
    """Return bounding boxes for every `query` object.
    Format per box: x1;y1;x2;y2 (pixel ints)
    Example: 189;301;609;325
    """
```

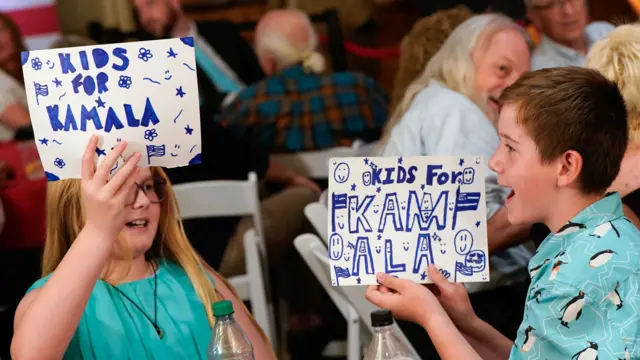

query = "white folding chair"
294;233;363;360
172;172;276;346
302;203;421;358
270;141;365;179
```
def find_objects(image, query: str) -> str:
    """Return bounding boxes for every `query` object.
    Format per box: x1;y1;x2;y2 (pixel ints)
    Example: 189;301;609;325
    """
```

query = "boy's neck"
545;191;605;234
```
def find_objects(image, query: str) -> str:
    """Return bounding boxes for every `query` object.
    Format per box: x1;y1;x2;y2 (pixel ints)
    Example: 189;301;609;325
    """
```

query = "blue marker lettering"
104;108;124;133
80;105;103;132
64;105;78;131
96;72;109;94
58;53;76;74
79;50;90;70
46;105;64;131
140;98;160;127
112;47;129;71
92;48;109;69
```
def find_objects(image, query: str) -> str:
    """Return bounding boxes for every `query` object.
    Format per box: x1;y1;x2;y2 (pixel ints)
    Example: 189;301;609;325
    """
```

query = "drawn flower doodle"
31;57;42;70
118;75;132;89
144;129;159;142
439;269;451;279
138;48;153;62
54;158;66;169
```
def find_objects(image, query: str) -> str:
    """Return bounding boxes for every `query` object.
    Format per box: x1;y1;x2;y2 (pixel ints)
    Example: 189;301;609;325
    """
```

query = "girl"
10;136;276;359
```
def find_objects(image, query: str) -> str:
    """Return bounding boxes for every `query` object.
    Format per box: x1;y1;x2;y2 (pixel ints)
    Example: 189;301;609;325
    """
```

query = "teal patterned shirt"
510;193;640;360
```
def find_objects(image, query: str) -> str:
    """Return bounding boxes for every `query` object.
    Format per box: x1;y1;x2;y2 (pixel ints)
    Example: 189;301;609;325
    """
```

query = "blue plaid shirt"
216;64;389;152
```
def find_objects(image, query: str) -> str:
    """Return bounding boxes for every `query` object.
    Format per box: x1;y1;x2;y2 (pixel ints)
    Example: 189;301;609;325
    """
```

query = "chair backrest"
304;202;329;244
172;172;265;252
295;233;420;358
270;141;362;179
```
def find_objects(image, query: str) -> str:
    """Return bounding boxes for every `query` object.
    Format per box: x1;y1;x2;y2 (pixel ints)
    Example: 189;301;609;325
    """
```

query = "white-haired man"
216;9;389;153
526;0;615;70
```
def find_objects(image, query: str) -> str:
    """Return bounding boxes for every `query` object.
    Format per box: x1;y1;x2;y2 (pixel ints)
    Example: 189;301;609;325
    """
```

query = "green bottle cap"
213;300;234;317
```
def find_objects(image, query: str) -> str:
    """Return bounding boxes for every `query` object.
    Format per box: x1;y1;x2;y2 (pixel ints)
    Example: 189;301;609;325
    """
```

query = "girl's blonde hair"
42;167;270;346
380;13;527;147
586;24;640;142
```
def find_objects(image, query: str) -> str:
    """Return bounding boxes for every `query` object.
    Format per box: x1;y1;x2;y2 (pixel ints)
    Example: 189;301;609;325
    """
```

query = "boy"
365;66;640;360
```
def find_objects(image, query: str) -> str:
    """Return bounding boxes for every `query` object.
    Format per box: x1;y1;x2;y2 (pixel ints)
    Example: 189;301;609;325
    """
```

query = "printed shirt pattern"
510;193;640;360
216;64;389;152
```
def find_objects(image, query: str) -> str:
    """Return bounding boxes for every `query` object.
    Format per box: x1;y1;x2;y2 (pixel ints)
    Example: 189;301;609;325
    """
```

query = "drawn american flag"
34;82;48;105
0;0;60;50
146;145;166;164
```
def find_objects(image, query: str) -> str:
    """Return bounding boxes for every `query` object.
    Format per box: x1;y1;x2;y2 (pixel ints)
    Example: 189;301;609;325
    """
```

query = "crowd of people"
1;0;640;358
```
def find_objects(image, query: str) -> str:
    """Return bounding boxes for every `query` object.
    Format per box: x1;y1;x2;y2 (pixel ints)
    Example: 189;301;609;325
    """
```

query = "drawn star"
95;147;107;157
52;77;62;87
376;187;381;193
420;272;427;281
350;183;356;191
356;277;362;285
420;184;425;191
184;124;194;135
377;234;382;240
176;86;186;98
475;221;481;227
397;157;403;165
39;138;48;145
459;158;465;166
95;96;106;108
364;158;369;165
167;48;178;58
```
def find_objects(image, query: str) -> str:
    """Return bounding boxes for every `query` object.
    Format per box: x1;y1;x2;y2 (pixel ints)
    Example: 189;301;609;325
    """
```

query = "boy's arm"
459;318;514;359
418;307;484;360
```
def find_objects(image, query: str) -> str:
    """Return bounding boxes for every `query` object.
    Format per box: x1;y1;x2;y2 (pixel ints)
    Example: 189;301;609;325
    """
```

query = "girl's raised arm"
11;136;141;360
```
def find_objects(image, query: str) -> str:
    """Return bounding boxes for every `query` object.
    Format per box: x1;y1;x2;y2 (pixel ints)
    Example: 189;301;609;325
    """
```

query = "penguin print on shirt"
555;250;566;259
589;249;617;268
556;221;586;236
534;289;542;304
521;326;536;353
549;260;568;280
560;291;585;328
591;221;620;238
530;259;550;278
572;341;598;360
606;281;624;310
620;346;630;360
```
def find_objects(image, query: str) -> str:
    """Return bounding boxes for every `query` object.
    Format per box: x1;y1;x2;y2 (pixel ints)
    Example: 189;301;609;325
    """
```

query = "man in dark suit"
132;0;265;113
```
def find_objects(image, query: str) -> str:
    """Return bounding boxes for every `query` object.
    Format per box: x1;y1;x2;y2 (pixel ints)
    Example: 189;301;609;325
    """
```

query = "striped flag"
0;0;60;50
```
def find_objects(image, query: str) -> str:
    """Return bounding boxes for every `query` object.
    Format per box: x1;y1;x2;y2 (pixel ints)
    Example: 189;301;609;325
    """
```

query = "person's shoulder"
554;219;640;299
26;273;52;294
586;21;616;42
411;81;483;116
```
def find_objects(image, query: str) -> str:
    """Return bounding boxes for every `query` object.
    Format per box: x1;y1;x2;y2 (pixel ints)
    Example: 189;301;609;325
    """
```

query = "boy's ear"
556;150;583;188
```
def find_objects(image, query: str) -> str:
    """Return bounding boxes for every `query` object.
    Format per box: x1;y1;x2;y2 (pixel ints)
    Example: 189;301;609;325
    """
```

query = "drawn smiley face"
336;215;345;230
343;249;351;262
372;204;380;214
164;70;173;80
375;245;382;254
362;171;372;186
170;144;180;157
400;201;407;210
402;241;410;251
463;167;475;184
328;233;344;260
454;230;474;255
333;162;350;183
448;201;455;211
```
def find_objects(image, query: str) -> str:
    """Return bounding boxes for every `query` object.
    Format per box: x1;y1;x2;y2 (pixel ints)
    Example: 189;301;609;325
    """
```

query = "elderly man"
526;0;615;70
216;9;389;153
131;0;264;112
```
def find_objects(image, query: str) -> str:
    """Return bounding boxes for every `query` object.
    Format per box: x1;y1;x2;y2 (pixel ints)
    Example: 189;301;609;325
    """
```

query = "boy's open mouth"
506;189;515;204
125;219;149;228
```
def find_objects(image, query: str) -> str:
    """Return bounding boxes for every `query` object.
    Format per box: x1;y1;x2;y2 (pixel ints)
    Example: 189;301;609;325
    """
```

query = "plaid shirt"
216;64;389;152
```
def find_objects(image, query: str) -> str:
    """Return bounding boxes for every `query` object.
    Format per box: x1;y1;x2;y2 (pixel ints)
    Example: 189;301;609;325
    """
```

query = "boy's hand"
81;135;141;240
365;271;444;326
425;265;479;333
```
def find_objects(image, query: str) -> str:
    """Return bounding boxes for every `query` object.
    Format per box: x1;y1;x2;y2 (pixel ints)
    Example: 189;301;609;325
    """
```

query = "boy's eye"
505;144;515;152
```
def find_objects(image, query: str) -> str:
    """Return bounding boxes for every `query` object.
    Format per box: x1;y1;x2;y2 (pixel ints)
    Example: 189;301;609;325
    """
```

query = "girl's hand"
81;135;141;239
425;265;479;333
365;270;443;326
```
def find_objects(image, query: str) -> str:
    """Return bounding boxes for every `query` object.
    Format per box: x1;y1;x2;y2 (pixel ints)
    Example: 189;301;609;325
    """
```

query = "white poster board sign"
21;37;201;181
328;156;490;286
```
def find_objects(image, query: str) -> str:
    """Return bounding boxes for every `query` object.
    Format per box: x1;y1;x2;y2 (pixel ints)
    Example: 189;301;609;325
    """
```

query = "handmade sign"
328;156;489;286
21;37;201;181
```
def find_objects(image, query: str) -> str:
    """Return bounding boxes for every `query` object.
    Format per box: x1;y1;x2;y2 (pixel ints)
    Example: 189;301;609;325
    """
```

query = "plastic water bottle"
207;300;254;360
363;310;417;360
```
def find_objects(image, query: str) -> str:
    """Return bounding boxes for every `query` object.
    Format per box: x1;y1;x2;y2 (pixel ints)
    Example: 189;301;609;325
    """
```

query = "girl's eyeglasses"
125;177;167;206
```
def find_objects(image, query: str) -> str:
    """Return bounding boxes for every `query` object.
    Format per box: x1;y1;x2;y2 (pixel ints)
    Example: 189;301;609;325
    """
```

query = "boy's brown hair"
499;66;628;194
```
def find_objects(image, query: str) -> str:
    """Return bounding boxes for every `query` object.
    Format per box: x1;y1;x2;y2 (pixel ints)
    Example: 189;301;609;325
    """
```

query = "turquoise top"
27;260;214;360
509;193;640;359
